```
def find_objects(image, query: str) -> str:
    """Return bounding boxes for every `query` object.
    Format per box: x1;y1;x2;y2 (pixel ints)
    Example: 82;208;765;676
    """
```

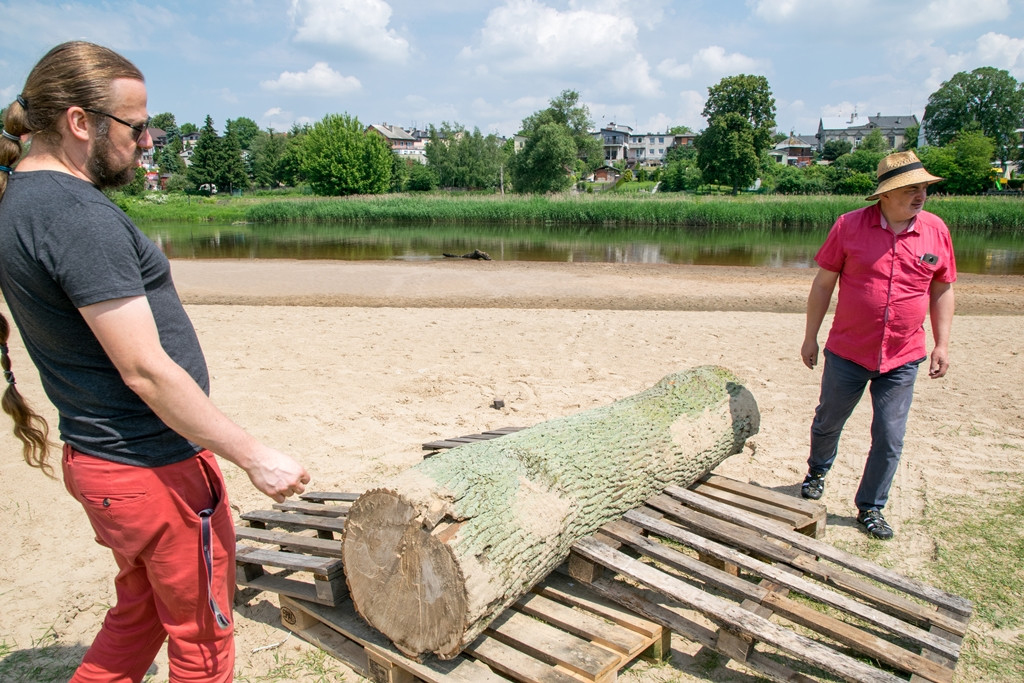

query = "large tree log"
342;366;760;659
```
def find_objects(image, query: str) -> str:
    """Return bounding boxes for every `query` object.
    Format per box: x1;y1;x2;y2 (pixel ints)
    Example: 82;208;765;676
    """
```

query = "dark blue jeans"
808;349;922;512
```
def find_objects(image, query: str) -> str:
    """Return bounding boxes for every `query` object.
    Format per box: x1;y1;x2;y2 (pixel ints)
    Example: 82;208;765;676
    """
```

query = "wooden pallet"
235;493;356;606
277;571;670;683
235;428;971;682
569;485;972;683
421;426;525;451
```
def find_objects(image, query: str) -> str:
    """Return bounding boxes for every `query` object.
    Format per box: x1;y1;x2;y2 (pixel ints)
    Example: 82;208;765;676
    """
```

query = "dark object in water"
443;249;492;261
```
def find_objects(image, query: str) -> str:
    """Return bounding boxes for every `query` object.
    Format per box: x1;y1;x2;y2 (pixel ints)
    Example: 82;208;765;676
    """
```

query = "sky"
2;0;1023;140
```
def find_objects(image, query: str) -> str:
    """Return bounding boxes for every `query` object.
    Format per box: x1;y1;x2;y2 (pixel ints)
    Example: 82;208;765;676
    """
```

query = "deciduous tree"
511;90;602;192
425;122;506;190
696;112;758;193
248;128;288;188
923;67;1024;165
509;122;578;193
702;74;777;158
821;139;852;161
300;113;391;196
918;131;996;195
226;116;260;150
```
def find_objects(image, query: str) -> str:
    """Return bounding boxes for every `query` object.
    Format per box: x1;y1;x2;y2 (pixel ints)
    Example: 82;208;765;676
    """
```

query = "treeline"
658;127;1001;196
139;65;1024;199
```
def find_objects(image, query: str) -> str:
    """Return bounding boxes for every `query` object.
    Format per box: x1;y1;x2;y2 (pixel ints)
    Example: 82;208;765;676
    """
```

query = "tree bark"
342;366;760;659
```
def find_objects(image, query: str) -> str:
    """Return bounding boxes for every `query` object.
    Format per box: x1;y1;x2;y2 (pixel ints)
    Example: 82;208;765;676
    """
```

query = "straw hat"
865;151;943;200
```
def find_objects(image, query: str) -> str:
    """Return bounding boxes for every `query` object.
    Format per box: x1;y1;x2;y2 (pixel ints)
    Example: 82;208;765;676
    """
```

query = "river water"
139;221;1024;275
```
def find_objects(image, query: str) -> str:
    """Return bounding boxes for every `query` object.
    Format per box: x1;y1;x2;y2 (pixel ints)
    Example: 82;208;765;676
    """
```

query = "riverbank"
168;259;1024;314
1;260;1022;681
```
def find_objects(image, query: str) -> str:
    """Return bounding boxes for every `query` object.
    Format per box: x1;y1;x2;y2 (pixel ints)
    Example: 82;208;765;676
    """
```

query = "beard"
86;133;139;190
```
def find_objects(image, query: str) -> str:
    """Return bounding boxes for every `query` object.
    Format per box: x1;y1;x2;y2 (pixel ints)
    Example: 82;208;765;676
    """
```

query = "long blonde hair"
0;41;144;474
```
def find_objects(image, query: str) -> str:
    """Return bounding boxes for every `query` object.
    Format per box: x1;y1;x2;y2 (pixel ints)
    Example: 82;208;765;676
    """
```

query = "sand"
1;259;1022;681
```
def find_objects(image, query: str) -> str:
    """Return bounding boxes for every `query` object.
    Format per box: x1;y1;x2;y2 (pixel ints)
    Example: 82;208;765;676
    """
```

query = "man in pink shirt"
799;151;956;540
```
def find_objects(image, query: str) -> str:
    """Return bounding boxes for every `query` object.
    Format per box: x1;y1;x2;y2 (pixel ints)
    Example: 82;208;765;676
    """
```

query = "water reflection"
139;222;1024;275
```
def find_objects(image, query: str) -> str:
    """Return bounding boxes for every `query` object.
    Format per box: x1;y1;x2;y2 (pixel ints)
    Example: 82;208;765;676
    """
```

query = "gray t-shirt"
0;170;208;466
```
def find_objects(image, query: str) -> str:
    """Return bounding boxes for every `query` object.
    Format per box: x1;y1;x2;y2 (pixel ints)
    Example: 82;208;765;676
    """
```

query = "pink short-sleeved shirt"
816;203;956;373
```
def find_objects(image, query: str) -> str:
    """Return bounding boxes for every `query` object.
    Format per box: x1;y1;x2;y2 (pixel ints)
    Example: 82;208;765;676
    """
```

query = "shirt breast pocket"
902;252;939;287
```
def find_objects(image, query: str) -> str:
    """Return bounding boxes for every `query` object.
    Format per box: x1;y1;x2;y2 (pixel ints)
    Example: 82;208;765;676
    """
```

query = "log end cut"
342;488;467;659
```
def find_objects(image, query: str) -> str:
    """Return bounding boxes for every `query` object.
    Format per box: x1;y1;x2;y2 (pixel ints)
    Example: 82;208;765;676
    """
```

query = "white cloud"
637;113;675;133
659;46;767;81
752;0;1010;32
289;0;410;63
569;0;668;29
260;62;362;95
975;32;1024;78
918;0;1010;30
750;0;859;22
460;0;642;75
609;55;662;98
676;89;707;129
261;107;300;131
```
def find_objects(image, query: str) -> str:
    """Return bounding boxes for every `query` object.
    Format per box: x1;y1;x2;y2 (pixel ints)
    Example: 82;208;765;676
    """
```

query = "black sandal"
801;471;826;500
857;509;894;540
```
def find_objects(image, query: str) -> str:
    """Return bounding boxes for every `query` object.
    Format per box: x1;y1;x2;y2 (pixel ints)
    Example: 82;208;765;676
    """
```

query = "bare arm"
801;267;839;369
927;281;954;378
79;296;309;502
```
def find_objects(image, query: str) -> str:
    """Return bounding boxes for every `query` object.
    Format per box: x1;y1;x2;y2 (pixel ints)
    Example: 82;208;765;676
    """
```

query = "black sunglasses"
82;107;151;142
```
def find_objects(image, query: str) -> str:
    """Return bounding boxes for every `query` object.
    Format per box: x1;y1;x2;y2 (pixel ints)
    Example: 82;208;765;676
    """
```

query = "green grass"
119;190;1024;234
915;473;1024;681
0;628;83;682
241;192;867;229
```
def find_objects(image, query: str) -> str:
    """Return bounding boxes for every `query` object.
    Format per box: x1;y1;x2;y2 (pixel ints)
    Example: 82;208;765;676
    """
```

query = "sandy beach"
1;259;1022;681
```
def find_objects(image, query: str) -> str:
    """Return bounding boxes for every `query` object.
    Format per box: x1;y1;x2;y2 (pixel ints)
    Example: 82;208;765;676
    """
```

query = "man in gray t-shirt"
0;42;310;682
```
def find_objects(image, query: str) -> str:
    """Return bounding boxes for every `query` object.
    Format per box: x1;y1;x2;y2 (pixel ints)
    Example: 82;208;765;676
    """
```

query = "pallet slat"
573;536;905;683
663;484;973;617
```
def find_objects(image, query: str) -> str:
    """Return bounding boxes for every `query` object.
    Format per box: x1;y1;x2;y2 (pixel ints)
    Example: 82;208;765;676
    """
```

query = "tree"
150;112;179;140
179;122;198;136
918;131;996;195
226;117;261;150
164;173;191;193
248;128;288;188
407;161;439;191
512;90;602;191
186;115;222;191
857;128;889;154
300;113;391;196
901;123;920;151
152;133;184;176
425;122;506;190
120;166;148;197
821;139;852;161
277;128;308;188
508;122;578;193
922;67;1024;165
702;74;777;159
833;145;886;176
218;129;248;193
696;112;759;193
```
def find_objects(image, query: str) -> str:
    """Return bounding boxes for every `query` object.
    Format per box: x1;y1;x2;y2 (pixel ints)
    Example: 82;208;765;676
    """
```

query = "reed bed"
122;192;1024;234
243;193;865;228
243;193;1024;233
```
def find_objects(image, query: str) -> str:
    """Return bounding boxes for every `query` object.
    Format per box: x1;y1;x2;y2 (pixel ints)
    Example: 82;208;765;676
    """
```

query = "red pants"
62;446;236;683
